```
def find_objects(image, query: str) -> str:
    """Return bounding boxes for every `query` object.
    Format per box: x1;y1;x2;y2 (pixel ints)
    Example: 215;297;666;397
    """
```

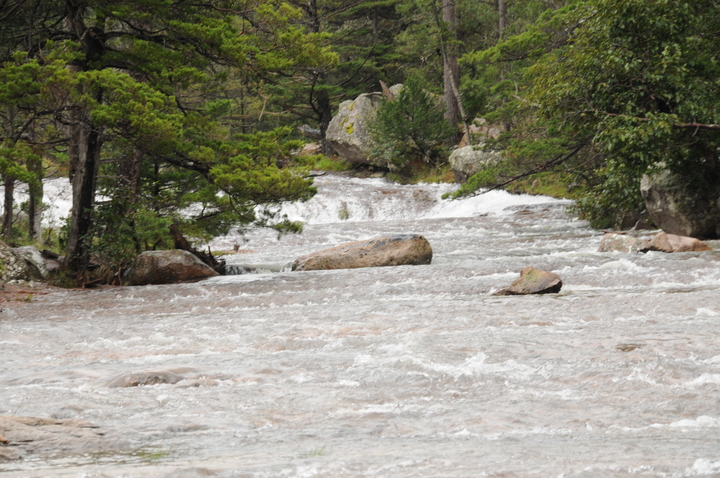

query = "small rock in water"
598;232;648;253
493;267;562;295
292;234;432;271
642;232;712;253
107;371;184;388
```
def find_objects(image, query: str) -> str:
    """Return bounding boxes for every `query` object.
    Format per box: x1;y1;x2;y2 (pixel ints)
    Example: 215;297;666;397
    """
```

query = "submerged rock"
123;249;219;286
292;234;432;271
494;267;562;295
0;416;103;462
107;371;184;387
643;232;711;253
598;233;648;253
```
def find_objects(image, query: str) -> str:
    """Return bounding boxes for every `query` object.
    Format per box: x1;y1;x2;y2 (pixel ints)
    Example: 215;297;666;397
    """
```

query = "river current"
2;174;720;477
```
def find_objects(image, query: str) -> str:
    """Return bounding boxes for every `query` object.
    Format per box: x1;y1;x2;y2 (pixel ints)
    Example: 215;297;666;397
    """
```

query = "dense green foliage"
369;75;455;169
530;0;720;226
2;0;718;277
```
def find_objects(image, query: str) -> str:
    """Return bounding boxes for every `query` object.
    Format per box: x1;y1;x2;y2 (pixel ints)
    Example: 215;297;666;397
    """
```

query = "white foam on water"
685;374;720;388
687;458;720;476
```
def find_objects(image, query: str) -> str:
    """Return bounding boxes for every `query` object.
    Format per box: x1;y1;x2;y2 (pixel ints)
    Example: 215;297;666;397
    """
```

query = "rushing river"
2;174;720;477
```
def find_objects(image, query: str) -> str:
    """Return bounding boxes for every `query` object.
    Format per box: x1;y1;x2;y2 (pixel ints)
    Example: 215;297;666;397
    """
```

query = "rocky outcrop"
295;142;322;157
493;267;562;295
598;233;648;253
292;234;432;271
123;249;219;286
0;416;104;462
640;168;720;238
457;118;506;148
325;85;403;166
0;241;41;283
449;145;503;183
12;245;49;279
643;232;711;253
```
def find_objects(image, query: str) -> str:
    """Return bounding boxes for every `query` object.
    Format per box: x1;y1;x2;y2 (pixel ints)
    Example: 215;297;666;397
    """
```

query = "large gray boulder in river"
292;234;432;271
640;168;720;238
123;249;219;285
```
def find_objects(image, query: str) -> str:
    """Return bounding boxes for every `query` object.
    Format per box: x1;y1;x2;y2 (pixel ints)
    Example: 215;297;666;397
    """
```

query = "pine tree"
1;0;335;272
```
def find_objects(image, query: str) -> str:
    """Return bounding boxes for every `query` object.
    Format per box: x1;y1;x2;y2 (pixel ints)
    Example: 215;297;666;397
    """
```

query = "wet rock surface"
598;232;650;253
106;371;185;388
644;232;712;253
123;249;219;285
0;416;104;462
292;234;432;271
494;267;563;295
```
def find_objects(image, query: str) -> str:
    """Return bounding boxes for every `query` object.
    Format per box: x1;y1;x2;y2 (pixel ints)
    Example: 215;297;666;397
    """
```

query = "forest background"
1;0;718;281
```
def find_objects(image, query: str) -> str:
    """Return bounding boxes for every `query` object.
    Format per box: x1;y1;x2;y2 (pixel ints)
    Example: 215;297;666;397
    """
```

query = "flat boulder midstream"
0;416;107;462
292;234;433;271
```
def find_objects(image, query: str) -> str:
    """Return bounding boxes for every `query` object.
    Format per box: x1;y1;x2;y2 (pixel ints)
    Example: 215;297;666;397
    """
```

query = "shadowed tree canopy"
0;0;336;271
529;0;720;226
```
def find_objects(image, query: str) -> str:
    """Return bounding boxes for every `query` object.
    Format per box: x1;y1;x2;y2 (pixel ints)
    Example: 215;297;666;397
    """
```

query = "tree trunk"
2;174;14;241
63;1;106;271
26;132;44;243
316;84;334;155
442;0;461;143
27;156;43;243
497;0;506;41
64;119;102;271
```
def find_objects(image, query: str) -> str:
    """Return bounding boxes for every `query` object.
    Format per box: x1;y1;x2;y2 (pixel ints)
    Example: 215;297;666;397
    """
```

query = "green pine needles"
369;75;455;170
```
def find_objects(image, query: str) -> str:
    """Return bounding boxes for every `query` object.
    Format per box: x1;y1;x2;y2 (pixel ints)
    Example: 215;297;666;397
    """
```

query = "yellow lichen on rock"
345;123;354;134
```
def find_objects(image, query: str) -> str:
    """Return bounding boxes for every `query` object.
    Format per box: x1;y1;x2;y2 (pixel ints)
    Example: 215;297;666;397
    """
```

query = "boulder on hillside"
457;118;507;148
0;241;42;283
493;267;562;295
598;233;648;253
642;232;711;253
123;249;219;286
292;234;432;271
640;167;720;238
449;145;503;183
325;84;403;166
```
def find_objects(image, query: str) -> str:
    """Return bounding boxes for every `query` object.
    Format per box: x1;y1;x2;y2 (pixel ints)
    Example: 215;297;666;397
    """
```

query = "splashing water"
1;174;719;477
